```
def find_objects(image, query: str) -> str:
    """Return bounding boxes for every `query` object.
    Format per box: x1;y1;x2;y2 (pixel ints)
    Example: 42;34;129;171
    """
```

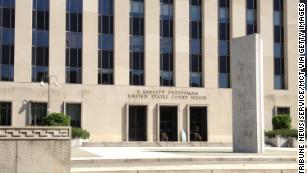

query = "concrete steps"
71;155;296;173
71;156;296;167
82;142;231;147
71;147;297;173
71;160;297;173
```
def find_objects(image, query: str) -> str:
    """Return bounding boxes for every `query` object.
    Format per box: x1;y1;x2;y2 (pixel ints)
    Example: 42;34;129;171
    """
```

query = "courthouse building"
0;0;301;143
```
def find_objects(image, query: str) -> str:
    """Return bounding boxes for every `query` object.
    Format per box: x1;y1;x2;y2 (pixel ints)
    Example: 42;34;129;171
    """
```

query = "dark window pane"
70;49;77;67
0;102;11;126
70;13;78;32
2;8;11;27
36;11;45;29
31;102;47;125
78;13;82;32
66;103;81;128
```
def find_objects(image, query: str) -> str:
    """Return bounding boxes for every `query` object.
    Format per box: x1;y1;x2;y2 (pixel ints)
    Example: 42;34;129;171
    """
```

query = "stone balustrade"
0;126;71;173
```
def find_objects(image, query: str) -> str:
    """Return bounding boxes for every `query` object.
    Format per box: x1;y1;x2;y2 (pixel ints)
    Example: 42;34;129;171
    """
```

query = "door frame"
157;103;180;142
187;104;208;142
126;103;149;142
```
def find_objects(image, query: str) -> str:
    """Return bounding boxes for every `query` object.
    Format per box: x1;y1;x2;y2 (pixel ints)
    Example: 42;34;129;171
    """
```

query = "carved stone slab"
230;34;265;153
0;127;71;140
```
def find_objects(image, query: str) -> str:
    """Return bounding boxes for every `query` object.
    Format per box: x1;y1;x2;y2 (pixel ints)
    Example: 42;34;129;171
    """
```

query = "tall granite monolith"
230;34;264;153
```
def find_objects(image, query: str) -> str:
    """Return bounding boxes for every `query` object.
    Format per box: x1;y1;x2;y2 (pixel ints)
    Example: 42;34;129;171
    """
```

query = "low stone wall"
0;127;71;173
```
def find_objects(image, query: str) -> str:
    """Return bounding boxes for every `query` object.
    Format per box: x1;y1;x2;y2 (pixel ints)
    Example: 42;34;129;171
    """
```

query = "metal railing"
161;132;169;147
193;133;202;147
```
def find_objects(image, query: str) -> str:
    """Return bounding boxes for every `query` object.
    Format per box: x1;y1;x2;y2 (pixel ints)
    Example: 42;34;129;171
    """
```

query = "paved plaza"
71;147;297;173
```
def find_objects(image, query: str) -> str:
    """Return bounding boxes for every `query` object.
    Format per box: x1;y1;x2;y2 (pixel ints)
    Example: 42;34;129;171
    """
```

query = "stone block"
0;127;71;173
230;34;265;153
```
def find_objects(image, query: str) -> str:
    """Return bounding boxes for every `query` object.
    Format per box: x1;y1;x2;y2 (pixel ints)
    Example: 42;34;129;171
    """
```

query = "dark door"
190;107;207;141
129;106;147;141
160;106;178;141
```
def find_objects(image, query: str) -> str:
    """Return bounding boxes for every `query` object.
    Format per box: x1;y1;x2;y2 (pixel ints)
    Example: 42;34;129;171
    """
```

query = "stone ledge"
0;126;71;140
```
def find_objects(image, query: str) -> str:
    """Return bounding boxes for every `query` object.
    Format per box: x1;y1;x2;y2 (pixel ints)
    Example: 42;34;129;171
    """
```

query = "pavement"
71;147;298;173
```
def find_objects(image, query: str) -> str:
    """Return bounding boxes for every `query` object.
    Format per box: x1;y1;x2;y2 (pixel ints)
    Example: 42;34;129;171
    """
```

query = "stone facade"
0;127;71;173
0;0;299;143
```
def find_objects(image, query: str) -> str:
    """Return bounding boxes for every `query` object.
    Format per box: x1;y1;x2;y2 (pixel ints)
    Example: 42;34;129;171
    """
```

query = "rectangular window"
160;0;173;86
66;0;82;84
273;0;285;89
189;0;202;87
0;0;15;81
246;0;257;35
275;107;290;115
130;0;144;86
98;0;114;84
66;103;81;128
31;102;47;126
218;0;230;88
32;0;49;82
0;102;11;126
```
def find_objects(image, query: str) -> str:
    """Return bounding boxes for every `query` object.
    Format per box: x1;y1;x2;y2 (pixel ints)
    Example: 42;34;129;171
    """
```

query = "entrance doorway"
189;106;207;141
129;105;147;141
159;106;178;141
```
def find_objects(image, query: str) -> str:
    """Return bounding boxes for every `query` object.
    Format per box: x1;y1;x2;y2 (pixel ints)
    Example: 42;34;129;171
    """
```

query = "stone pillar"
231;34;264;153
145;0;160;86
114;0;129;85
203;0;218;88
82;0;98;85
259;0;274;90
230;0;246;37
174;0;189;87
14;0;32;82
49;0;66;84
0;127;71;173
49;0;66;113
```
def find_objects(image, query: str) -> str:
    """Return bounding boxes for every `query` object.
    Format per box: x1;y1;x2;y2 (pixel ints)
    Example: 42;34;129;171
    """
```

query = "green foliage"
265;129;298;139
272;114;291;130
72;128;90;139
42;112;70;126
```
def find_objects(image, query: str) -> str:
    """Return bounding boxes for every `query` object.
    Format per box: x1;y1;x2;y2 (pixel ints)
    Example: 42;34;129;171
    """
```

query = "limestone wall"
0;127;71;173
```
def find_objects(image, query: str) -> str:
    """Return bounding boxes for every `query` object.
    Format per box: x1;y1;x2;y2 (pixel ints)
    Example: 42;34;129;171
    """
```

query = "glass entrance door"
160;106;178;141
129;105;147;141
190;106;207;141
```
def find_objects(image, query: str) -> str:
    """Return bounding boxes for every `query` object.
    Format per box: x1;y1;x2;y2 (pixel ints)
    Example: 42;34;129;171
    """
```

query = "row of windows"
218;0;230;88
0;0;14;82
32;0;49;83
246;0;257;35
66;0;83;84
98;0;113;85
190;0;202;87
273;0;285;90
0;0;291;91
160;0;173;86
130;0;144;86
0;100;295;127
29;102;81;128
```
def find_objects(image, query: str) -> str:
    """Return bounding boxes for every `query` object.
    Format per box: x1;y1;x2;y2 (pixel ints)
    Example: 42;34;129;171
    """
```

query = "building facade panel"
14;0;32;82
0;0;299;143
174;0;189;87
114;0;129;85
83;0;98;85
144;0;160;87
49;0;66;84
230;0;246;37
204;0;218;88
259;0;274;90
